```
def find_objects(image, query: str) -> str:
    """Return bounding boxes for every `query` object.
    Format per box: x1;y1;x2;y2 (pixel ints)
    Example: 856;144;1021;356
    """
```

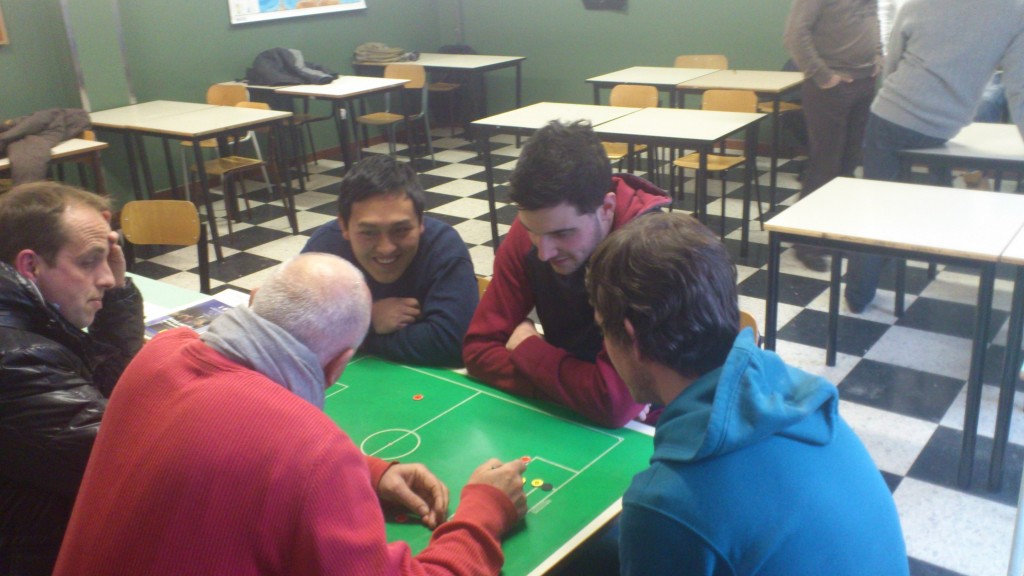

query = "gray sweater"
872;0;1024;139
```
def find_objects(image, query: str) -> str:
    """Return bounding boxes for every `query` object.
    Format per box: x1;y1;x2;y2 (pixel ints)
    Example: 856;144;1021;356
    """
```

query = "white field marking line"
365;391;482;458
530;456;580;474
400;364;627;442
324;356;373;398
527;438;625;513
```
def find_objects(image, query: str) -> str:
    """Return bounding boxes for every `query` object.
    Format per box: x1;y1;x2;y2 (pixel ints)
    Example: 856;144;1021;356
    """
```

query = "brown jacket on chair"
0;108;91;185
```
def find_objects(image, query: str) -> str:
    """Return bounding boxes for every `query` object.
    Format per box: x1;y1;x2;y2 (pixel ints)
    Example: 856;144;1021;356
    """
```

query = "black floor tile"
899;296;1009;342
129;260;181;281
738;269;830;307
209;252;282;283
908;557;967;576
881;470;903;493
417;173;456;191
217;225;290;252
776;308;890;357
839;359;964;422
906;425;1023;507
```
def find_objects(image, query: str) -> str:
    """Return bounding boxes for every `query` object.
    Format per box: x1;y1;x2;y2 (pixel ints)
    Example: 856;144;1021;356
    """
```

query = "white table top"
904;122;1024;163
678;69;804;94
765;177;1024;262
594;107;764;142
472;102;640;131
585;66;720;87
117;105;292;138
275;75;409;99
586;66;719;88
0;138;108;171
90;101;219;129
357;53;525;69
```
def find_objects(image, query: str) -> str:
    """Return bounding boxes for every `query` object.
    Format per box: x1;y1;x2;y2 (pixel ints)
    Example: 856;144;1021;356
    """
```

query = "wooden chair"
671;89;764;237
428;80;464;137
476;274;491;299
602;84;659;176
188;101;278;237
355;63;436;167
739;310;762;347
674;54;729;69
121;200;210;294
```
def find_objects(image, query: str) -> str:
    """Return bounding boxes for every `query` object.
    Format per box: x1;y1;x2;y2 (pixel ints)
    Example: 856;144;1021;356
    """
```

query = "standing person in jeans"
784;0;881;272
845;0;1024;313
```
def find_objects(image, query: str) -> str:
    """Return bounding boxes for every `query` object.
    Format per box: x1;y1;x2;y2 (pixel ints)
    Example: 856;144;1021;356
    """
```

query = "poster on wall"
228;0;366;25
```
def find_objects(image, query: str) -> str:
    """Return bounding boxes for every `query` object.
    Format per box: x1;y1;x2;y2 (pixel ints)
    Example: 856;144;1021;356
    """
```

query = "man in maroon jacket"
463;120;670;428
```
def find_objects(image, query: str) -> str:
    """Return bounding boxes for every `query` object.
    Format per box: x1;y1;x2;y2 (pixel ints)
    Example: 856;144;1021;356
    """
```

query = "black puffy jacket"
0;262;143;574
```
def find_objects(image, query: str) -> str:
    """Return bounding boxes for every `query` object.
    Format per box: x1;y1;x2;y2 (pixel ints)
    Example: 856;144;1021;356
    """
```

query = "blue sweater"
302;217;477;367
620;331;908;575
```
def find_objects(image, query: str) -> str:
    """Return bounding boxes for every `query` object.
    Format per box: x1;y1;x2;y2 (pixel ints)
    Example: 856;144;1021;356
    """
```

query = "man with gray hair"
56;253;528;575
0;181;144;575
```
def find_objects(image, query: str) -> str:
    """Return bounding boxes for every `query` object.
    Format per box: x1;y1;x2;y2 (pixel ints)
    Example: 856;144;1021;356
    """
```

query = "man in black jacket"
0;182;144;575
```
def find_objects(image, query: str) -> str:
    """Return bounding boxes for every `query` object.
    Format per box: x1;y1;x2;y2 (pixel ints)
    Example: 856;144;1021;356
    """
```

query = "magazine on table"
144;290;249;339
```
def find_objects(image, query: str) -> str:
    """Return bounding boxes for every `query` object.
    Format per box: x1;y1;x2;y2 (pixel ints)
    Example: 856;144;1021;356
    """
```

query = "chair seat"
757;101;802;114
673;152;746;172
428;82;461;93
181;138;220;149
357;112;405;126
199;155;264;176
603;141;648;161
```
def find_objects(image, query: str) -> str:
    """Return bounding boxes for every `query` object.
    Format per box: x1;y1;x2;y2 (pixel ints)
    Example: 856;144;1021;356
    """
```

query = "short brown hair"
0;182;112;265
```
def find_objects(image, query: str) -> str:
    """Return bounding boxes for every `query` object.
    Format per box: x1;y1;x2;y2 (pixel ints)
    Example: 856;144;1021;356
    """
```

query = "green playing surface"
323;356;654;575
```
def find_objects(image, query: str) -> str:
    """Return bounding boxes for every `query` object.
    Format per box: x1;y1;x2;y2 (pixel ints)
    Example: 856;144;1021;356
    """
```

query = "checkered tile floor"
131;130;1024;576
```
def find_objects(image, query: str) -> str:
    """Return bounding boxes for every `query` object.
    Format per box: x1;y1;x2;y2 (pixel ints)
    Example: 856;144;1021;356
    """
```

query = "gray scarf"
201;306;325;409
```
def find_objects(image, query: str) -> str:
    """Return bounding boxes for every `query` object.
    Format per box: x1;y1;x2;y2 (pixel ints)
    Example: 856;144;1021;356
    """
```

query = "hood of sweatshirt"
652;329;838;464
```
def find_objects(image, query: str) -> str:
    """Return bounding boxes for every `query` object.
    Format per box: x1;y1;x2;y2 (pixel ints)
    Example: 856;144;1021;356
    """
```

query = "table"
132;275;654;576
90;101;219;200
677;70;804;207
900;121;1024;178
593;107;765;254
764;177;1024;489
274;76;410;170
586;66;719;107
324;356;653;575
471;102;643;248
92;102;296;261
0;138;109;194
354;53;526;126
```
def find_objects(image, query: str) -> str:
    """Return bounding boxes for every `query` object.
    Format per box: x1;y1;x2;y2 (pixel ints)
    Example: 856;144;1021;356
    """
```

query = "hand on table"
505;319;540;352
377;463;450;529
372;298;421;335
467;458;528;520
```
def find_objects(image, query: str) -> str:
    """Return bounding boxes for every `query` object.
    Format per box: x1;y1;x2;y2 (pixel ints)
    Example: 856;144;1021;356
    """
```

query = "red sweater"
463;175;670;428
54;329;518;576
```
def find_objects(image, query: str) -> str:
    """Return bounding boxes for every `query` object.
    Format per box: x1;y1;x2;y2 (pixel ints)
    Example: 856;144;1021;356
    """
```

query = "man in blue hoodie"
587;212;909;575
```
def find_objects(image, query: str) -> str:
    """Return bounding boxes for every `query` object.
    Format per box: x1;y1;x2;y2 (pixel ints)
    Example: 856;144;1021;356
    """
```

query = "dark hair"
587;212;739;377
509;120;612;213
336;155;425;224
0;181;111;265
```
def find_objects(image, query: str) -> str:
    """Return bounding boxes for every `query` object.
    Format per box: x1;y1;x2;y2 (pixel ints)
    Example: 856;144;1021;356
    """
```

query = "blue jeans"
844;113;949;309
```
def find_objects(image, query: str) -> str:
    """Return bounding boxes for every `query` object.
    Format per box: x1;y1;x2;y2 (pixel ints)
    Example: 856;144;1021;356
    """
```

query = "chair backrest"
674;54;729;69
121;200;201;246
206;83;249;106
702;89;758;113
739;310;761;345
476;274;491;299
609;84;659;108
384;63;426;89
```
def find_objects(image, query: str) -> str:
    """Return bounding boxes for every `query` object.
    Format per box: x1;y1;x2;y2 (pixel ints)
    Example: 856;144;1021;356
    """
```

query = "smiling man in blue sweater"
587;212;908;575
302;155;476;367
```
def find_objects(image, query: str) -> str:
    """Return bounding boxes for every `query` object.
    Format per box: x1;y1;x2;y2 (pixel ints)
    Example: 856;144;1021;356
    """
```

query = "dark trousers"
844;112;950;308
800;75;875;197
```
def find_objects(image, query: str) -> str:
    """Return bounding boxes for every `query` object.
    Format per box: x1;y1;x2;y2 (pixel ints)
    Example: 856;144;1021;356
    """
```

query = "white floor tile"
430;198;494;219
865;326;972;380
840;400;936;476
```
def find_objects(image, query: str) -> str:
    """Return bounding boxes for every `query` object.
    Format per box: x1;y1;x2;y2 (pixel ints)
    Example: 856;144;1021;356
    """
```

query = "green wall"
0;0;78;117
1;0;793;202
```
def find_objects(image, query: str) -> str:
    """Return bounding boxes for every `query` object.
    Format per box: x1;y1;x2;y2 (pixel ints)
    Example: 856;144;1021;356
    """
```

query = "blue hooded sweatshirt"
620;330;909;575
